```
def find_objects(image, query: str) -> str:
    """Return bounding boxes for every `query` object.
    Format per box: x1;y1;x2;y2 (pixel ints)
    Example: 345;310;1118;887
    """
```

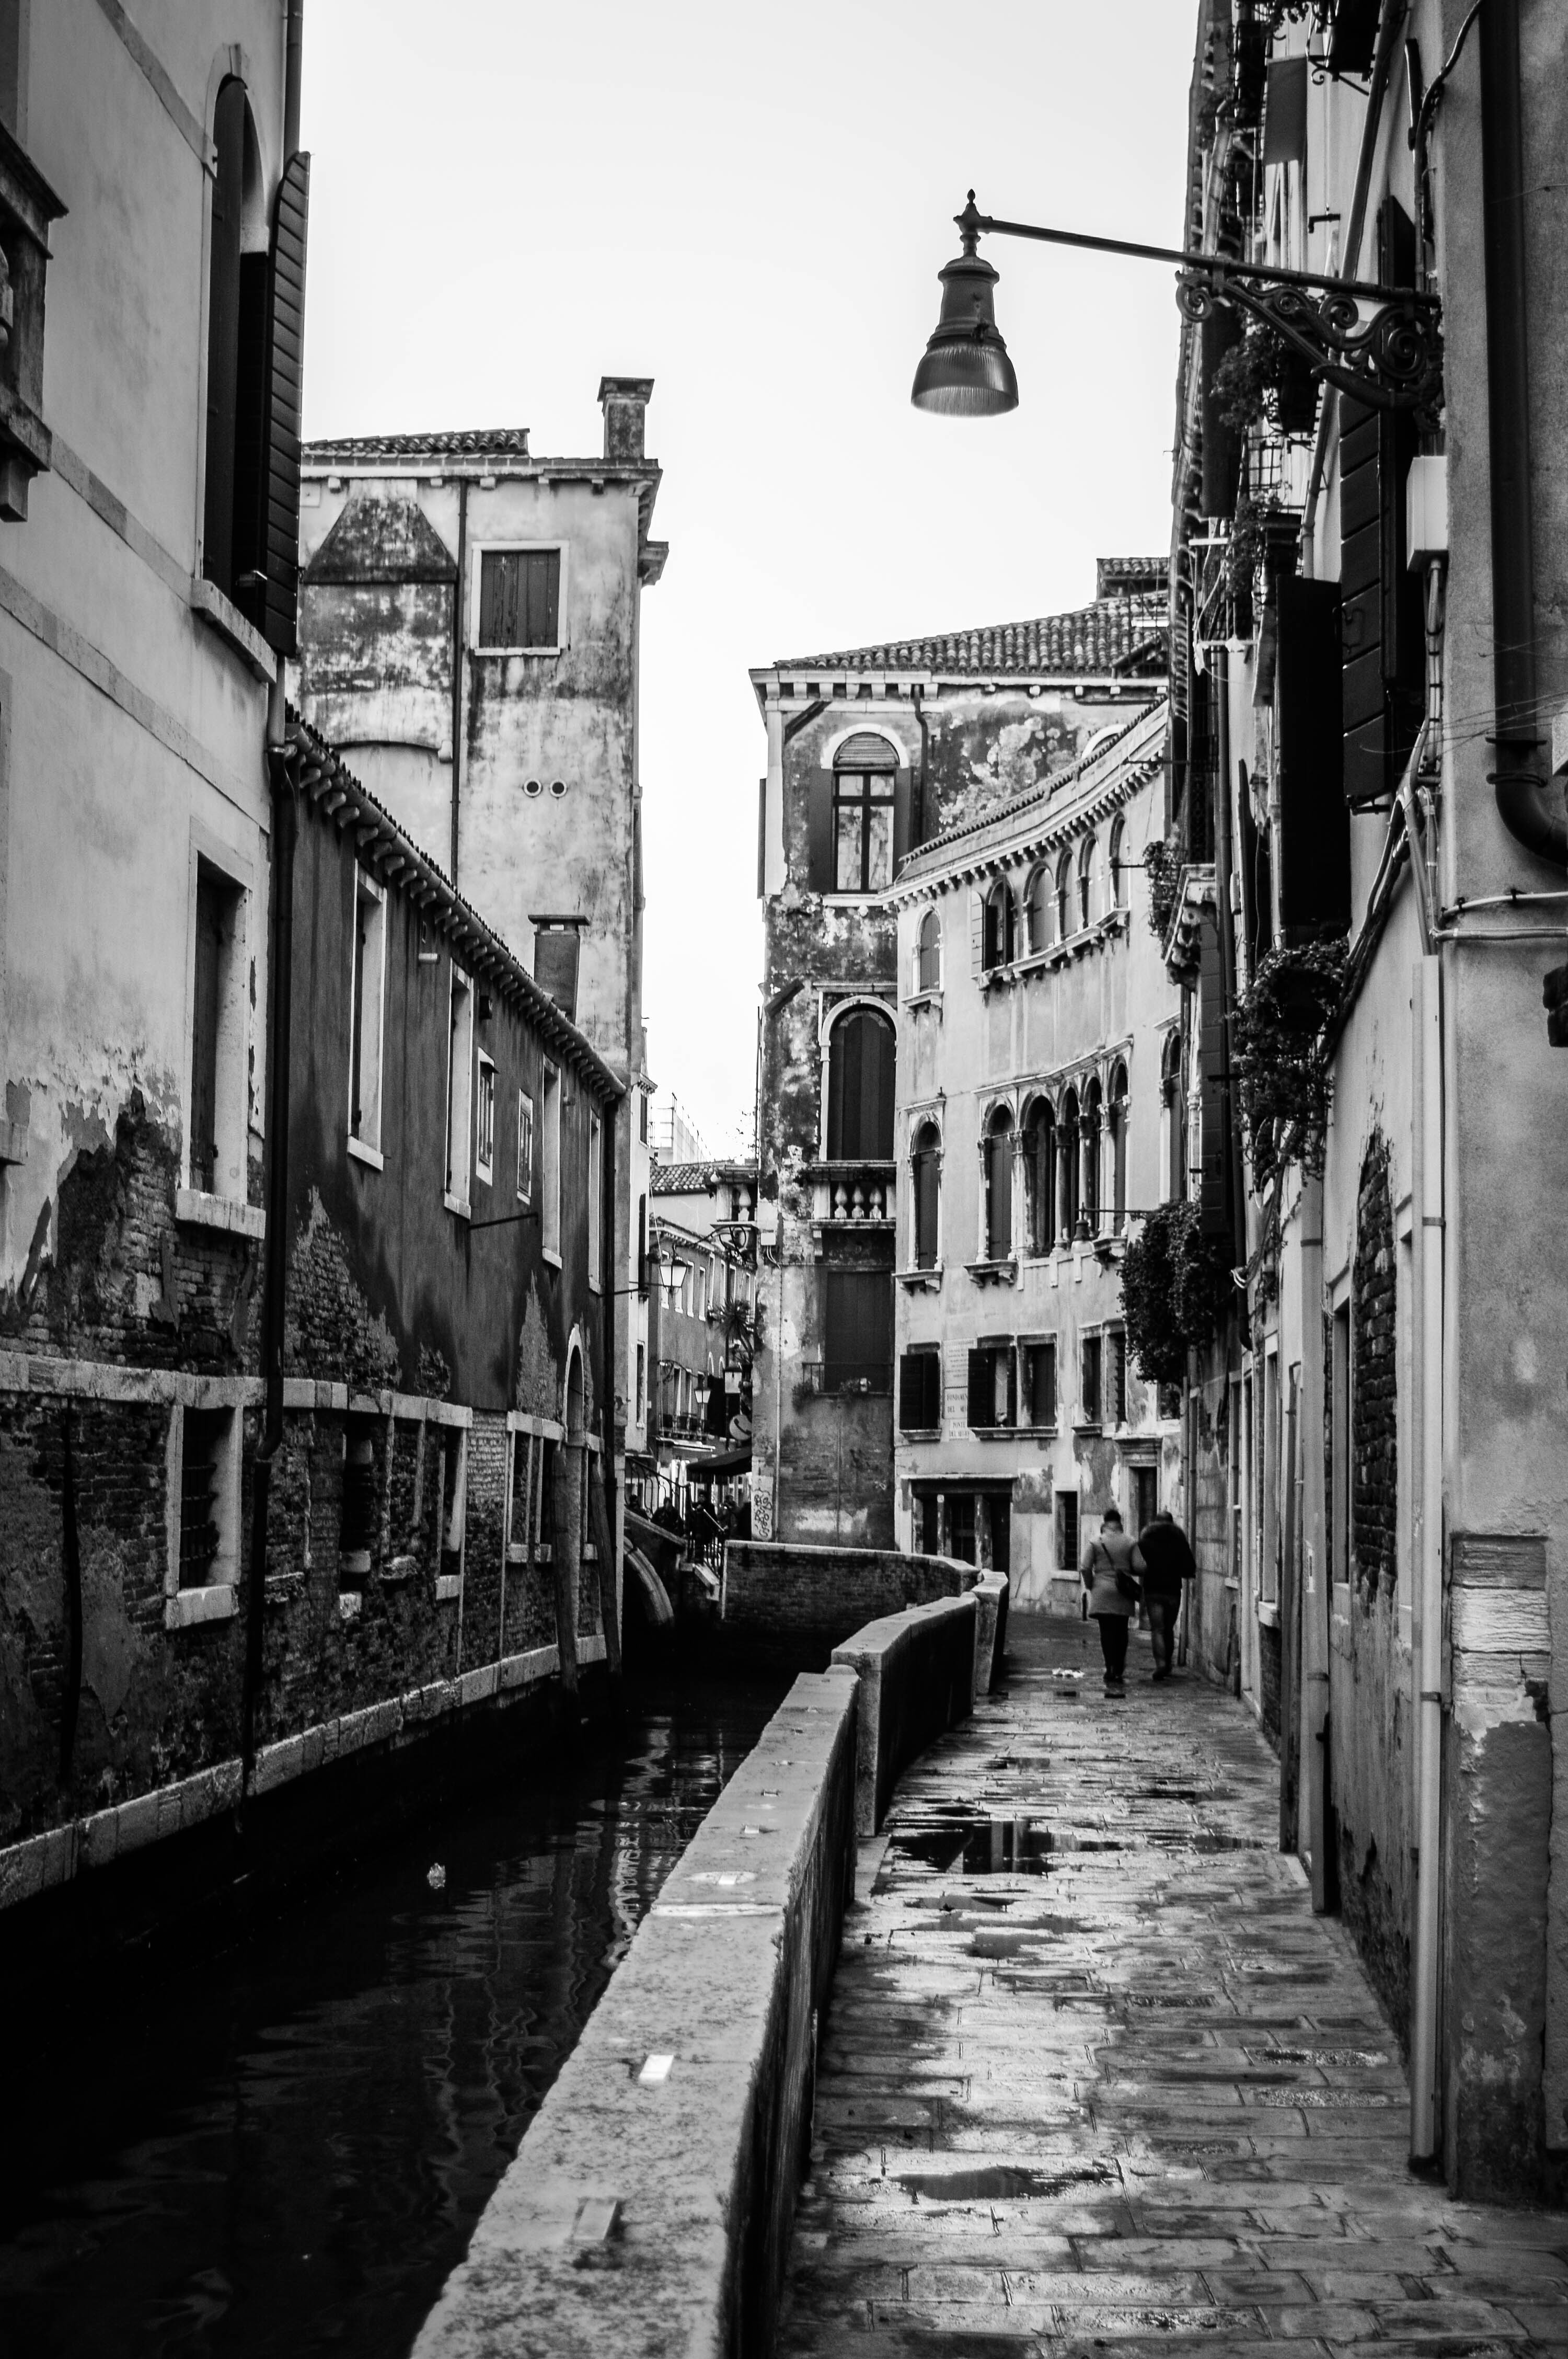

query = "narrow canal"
0;1665;787;2359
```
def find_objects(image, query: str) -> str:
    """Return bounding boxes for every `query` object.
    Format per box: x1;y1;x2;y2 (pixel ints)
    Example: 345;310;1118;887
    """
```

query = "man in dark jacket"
1138;1509;1195;1681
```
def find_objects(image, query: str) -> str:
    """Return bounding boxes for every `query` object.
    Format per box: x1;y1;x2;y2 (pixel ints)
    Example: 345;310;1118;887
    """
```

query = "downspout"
244;710;297;1796
1409;945;1444;2161
283;0;303;156
595;1082;623;1689
1481;0;1562;863
450;476;468;885
1211;646;1249;1292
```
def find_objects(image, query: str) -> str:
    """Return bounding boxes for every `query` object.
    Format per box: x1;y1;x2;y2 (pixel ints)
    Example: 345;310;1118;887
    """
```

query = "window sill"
341;1550;372;1578
190;576;278;683
339;1590;363;1623
176;1188;266;1240
1256;1599;1281;1630
965;1257;1018;1287
542;1246;562;1269
895;1265;943;1291
1073;1422;1104;1438
434;1573;463;1602
444;1192;471;1220
0;1115;27;1165
475;1163;493;1189
382;1555;421;1585
473;643;562;658
348;1136;385;1172
899;1426;942;1442
165;1582;236;1630
972;1425;1021;1442
264;1572;305;1608
905;987;943;1012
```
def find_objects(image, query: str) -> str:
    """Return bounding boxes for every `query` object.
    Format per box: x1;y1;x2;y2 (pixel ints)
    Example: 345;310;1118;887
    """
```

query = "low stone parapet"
831;1593;977;1839
717;1538;977;1667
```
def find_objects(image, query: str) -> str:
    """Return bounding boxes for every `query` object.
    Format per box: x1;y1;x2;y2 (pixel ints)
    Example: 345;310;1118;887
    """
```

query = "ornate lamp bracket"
1177;266;1445;427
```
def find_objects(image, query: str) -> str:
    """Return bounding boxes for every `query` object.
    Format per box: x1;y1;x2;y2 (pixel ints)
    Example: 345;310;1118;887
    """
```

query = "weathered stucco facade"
294;388;666;1479
1165;0;1568;2198
751;568;1166;1551
890;701;1183;1604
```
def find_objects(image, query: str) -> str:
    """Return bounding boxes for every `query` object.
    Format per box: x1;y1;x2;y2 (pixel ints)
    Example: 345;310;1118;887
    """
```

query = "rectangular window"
966;1343;1016;1430
445;969;474;1212
478;547;560;649
898;1348;941;1433
833;771;896;894
1331;1300;1351;1592
440;1428;467;1594
339;1417;379;1588
349;871;386;1157
541;1060;562;1259
1108;1329;1127;1428
537;1437;556;1559
475;1053;495;1185
822;1266;892;1393
189;862;245;1198
179;1407;231;1588
948;1493;977;1565
636;1344;646;1424
517;1089;535;1203
1055;1489;1080;1574
1080;1334;1103;1427
1022;1339;1056;1430
918;1493;941;1555
588;1111;603;1290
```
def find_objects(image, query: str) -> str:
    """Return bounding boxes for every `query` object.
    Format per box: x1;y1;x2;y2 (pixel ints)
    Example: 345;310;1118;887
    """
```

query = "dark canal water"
0;1667;786;2359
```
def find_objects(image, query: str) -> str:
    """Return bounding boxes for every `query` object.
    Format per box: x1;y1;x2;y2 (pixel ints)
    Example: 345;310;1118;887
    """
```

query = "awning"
684;1442;752;1478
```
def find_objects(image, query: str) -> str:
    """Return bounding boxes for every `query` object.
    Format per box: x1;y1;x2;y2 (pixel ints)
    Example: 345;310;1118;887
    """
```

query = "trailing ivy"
1120;1201;1233;1387
1230;936;1348;1188
1144;837;1181;944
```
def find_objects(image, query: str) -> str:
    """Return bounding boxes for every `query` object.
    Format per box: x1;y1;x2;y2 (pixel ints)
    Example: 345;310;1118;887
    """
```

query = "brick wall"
1259;1618;1282;1746
719;1541;974;1667
1352;1131;1397;1594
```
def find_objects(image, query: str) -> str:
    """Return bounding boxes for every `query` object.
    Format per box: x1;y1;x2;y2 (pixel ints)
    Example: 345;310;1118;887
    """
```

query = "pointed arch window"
204;76;269;619
1024;865;1053;955
1078;834;1098;931
826;1004;894;1160
1082;1077;1103;1236
982;879;1014;972
984;1105;1014;1261
1109;1059;1129;1231
1109;816;1128;909
1022;1097;1056;1254
831;734;898;895
912;1120;941;1268
1056;852;1074;941
1161;1030;1185;1203
1059;1087;1081;1239
916;907;941;993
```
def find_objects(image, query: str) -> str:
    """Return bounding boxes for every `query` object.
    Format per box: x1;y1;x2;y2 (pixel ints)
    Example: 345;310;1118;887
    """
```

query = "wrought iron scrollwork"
1177;267;1444;426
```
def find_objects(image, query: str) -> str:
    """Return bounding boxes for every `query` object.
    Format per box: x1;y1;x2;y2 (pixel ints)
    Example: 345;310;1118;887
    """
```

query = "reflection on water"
0;1669;785;2359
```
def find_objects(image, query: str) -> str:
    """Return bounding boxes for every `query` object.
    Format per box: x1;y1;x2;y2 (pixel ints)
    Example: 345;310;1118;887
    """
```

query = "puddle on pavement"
891;1814;1057;1875
894;2157;1119;2203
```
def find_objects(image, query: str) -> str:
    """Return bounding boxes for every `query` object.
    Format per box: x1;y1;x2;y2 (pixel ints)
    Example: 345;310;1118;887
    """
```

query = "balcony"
805;1160;896;1233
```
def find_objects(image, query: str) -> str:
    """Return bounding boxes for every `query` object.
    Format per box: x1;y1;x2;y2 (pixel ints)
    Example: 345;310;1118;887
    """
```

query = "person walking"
1079;1506;1145;1697
1137;1507;1196;1682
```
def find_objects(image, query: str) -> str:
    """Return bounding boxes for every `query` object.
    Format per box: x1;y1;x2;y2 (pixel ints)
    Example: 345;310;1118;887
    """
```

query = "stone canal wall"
413;1574;1008;2359
718;1538;977;1667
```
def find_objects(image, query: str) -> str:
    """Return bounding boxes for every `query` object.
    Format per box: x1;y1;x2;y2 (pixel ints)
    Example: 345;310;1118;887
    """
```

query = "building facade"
641;1159;757;1510
891;702;1183;1606
293;388;666;1499
751;568;1166;1548
1163;0;1568;2196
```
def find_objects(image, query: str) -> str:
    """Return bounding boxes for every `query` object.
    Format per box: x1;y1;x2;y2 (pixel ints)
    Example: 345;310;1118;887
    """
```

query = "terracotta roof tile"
777;590;1167;680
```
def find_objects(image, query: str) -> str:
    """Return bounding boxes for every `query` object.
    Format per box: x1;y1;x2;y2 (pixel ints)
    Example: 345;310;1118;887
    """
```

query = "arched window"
203;76;268;619
984;1105;1014;1260
1161;1030;1184;1202
1078;834;1098;931
826;1004;894;1159
912;1120;941;1268
1056;852;1074;941
1059;1089;1081;1238
832;734;898;895
1022;1096;1056;1254
1024;865;1052;955
1082;1077;1103;1236
982;879;1014;972
1109;816;1127;910
1109;1059;1129;1231
916;908;941;992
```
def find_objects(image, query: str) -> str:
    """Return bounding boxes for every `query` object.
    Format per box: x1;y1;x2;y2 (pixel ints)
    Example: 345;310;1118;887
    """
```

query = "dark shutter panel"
1200;305;1242;520
260;152;310;656
893;767;912;875
232;254;270;622
1043;1341;1057;1428
915;1144;939;1266
967;1349;988;1430
1328;0;1379;75
1263;56;1309;164
202;79;247;601
806;768;833;891
1004;1349;1017;1428
1196;918;1230;1238
860;1012;893;1159
826;1017;847;1157
923;1350;941;1428
900;1352;920;1432
190;879;222;1193
757;777;767;897
1277;575;1351;937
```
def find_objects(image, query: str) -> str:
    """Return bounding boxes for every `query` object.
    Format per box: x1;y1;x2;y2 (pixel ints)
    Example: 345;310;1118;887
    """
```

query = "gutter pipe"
1409;941;1443;2163
451;476;468;885
1481;0;1562;864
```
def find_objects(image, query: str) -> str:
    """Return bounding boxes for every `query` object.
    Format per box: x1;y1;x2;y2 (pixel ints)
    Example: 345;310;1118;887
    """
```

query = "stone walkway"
777;1613;1568;2356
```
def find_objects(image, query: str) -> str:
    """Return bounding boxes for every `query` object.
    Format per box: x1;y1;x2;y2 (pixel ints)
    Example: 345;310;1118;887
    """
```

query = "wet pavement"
778;1613;1568;2356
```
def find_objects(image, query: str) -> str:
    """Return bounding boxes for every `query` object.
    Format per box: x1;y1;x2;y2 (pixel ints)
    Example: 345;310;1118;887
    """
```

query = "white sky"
299;2;1195;1156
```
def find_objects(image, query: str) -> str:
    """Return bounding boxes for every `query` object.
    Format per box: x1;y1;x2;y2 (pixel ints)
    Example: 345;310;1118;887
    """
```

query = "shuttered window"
1055;1491;1079;1573
898;1349;941;1432
826;1006;894;1159
1196;918;1230;1239
1022;1340;1056;1430
189;874;224;1196
912;1123;940;1267
823;1268;892;1393
1080;1334;1103;1427
179;1410;226;1589
967;1344;1016;1430
1277;575;1351;940
985;1112;1013;1259
260;152;309;655
1340;202;1423;807
479;549;561;649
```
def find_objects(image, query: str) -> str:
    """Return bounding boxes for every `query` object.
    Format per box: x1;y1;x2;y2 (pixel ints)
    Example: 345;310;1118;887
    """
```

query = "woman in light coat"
1079;1506;1145;1697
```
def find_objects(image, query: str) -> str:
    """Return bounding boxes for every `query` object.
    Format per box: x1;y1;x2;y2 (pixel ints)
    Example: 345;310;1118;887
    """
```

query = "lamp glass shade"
911;247;1019;416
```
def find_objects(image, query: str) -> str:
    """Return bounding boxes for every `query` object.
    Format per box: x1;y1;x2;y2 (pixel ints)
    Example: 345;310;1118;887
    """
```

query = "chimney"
598;376;654;462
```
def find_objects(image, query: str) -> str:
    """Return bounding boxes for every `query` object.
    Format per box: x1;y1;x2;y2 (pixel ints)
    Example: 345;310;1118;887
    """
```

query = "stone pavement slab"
776;1614;1568;2356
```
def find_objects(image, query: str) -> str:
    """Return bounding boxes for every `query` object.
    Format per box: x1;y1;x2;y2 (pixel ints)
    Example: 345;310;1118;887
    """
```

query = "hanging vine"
1231;936;1349;1188
1120;1202;1235;1387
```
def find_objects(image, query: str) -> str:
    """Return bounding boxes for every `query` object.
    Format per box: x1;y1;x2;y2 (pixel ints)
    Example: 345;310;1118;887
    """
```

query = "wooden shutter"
899;1352;920;1432
525;549;560;647
190;876;222;1193
893;768;912;875
915;1142;939;1266
967;1348;988;1429
1196;917;1230;1238
1341;202;1421;806
1328;0;1379;76
1277;576;1350;940
1263;57;1308;164
1200;305;1242;520
806;768;833;891
923;1351;941;1428
757;777;767;897
202;79;247;601
260;152;309;655
971;888;984;978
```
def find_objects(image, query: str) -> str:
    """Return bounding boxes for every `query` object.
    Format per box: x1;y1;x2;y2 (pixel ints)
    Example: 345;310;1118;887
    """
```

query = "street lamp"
912;192;1444;425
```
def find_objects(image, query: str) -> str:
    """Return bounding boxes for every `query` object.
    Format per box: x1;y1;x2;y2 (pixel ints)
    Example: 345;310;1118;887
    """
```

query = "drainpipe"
244;702;298;1796
1481;0;1562;864
597;1083;623;1687
449;476;468;886
283;0;304;157
1409;948;1444;2162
